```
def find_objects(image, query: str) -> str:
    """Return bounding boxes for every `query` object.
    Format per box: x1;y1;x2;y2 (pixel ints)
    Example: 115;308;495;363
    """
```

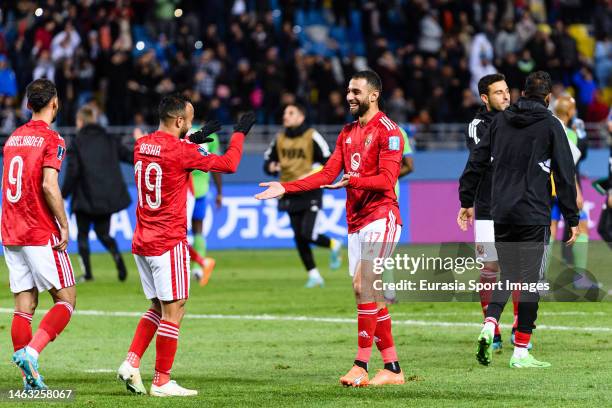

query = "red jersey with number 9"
1;120;65;246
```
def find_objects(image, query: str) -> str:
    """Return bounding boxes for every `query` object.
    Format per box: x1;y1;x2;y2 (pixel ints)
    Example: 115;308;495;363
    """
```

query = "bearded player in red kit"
256;70;405;387
117;94;255;397
2;79;75;390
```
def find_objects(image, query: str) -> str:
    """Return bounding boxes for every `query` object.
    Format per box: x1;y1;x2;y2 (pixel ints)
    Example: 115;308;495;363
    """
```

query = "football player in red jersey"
256;71;405;386
117;94;255;397
3;79;75;390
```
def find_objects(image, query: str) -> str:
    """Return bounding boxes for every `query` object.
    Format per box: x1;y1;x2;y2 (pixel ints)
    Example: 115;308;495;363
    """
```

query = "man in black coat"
458;71;579;368
62;105;132;281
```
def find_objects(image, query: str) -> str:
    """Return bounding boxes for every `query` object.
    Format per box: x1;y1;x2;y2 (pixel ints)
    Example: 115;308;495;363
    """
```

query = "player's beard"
350;99;370;118
179;125;189;139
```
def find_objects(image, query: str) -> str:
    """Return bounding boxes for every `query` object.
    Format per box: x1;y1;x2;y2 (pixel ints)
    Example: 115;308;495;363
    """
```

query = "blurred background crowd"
0;0;610;135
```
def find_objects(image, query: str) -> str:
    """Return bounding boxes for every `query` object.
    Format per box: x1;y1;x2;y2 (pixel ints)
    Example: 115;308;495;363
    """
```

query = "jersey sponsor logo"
139;143;161;157
280;148;306;159
388;136;400;151
350;152;361;170
5;135;44;148
345;137;351;144
57;145;65;160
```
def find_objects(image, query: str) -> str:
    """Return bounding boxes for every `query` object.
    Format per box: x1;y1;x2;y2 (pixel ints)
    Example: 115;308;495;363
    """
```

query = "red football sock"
374;307;398;363
512;290;520;329
514;331;531;348
188;245;205;268
154;320;179;386
126;309;161;368
12;311;33;351
29;301;73;354
355;303;377;364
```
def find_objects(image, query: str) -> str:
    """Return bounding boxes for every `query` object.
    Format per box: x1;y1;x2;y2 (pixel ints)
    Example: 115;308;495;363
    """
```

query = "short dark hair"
286;102;306;116
478;73;506;96
351;70;382;93
26;79;57;112
158;93;190;122
524;71;552;100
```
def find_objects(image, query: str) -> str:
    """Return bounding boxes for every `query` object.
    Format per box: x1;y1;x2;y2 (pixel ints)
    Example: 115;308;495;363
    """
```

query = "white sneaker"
117;360;147;395
150;380;198;397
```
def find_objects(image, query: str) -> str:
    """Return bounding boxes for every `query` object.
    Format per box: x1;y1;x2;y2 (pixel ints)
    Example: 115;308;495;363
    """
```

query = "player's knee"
161;299;186;323
483;261;499;273
52;286;76;307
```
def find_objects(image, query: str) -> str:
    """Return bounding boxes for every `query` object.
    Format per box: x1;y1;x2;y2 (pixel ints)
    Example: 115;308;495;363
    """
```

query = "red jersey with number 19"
281;111;403;233
1;120;66;246
132;130;245;256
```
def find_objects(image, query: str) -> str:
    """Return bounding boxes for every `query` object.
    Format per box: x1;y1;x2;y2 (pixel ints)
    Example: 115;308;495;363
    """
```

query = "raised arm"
183;113;256;174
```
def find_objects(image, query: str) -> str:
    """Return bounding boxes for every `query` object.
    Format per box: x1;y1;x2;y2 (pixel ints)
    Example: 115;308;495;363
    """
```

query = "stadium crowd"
0;0;610;132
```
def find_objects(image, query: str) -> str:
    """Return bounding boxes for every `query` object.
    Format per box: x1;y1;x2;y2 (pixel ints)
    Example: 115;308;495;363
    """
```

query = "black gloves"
189;120;222;144
189;113;255;143
234;112;256;135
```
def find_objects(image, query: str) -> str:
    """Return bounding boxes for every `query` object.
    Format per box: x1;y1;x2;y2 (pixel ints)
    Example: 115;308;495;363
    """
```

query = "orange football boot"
368;369;405;386
339;365;369;387
199;257;216;286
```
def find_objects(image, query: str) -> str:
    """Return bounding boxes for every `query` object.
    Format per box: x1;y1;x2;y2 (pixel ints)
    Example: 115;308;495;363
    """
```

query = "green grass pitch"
0;245;610;407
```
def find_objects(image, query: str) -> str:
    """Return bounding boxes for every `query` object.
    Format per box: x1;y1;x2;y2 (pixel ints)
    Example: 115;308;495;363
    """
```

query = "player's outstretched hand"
190;120;222;144
255;181;285;200
234;112;256;135
321;174;350;189
53;226;69;252
457;207;474;231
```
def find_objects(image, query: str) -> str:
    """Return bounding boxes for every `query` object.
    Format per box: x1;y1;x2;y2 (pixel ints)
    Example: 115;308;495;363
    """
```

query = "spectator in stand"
0;55;17;98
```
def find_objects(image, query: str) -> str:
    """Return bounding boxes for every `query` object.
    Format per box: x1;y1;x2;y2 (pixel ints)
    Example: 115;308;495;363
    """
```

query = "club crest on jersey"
388;136;400;151
197;147;209;156
350;152;361;170
57;145;65;160
365;134;373;146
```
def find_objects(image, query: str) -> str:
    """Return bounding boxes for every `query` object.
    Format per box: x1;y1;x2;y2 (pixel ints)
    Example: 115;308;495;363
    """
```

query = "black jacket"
62;124;132;215
460;97;579;227
463;106;498;220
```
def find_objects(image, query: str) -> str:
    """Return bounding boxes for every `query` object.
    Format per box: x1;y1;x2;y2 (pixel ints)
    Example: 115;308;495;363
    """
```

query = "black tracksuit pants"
76;212;126;280
486;224;550;334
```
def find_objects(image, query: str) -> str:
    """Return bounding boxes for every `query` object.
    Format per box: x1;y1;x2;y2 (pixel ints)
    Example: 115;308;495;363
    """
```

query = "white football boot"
117;360;147;395
150;380;198;397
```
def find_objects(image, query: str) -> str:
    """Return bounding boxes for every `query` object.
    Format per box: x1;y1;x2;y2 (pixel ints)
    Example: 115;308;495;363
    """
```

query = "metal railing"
1;122;609;152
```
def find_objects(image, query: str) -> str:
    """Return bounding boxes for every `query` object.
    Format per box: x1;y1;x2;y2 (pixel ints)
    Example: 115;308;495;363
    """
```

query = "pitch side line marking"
0;308;610;332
